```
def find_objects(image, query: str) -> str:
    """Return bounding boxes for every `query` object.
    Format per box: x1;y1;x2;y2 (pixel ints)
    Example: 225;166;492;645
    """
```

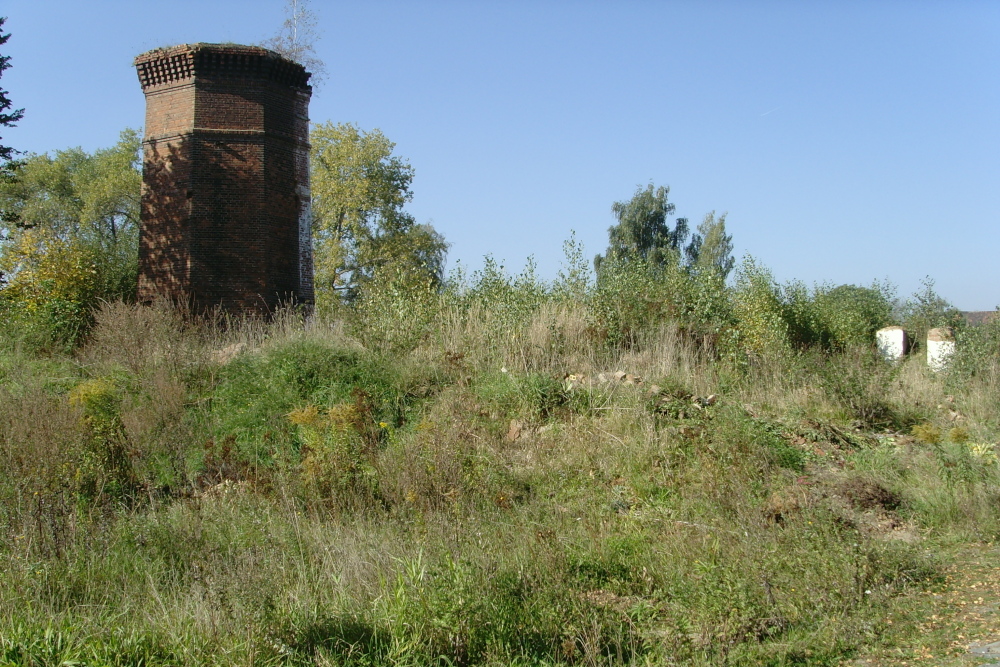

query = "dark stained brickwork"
135;43;313;313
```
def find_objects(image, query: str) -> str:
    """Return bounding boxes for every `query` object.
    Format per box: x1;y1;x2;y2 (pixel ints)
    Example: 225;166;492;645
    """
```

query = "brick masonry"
135;43;313;313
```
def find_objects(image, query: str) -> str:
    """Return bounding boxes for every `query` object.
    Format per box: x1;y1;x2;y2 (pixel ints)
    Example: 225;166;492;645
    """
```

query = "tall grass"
1;264;998;665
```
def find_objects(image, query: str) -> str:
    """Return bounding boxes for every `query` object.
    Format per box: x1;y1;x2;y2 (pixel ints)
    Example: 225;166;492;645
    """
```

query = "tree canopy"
691;211;735;279
595;184;693;272
0;129;141;246
0;17;25;164
595;184;734;279
310;122;447;307
262;0;327;86
0;130;141;344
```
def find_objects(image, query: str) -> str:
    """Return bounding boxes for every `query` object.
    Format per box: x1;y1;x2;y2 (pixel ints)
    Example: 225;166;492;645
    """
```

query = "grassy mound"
1;292;998;666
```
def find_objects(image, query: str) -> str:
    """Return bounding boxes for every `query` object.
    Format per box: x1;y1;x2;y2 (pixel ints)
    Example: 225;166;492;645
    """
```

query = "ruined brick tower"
134;43;313;313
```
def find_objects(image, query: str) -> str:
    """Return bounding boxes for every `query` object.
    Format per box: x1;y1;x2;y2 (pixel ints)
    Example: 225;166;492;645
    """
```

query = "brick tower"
134;43;313;313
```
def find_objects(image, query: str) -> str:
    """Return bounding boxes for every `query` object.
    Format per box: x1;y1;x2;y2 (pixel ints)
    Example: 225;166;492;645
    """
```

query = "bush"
212;337;405;468
67;376;140;502
289;402;382;508
814;347;899;428
434;256;553;370
474;370;570;423
898;277;965;350
810;282;893;349
591;256;732;350
0;234;103;350
590;256;665;348
731;257;790;357
779;280;893;351
0;131;141;351
950;312;1000;384
351;267;440;356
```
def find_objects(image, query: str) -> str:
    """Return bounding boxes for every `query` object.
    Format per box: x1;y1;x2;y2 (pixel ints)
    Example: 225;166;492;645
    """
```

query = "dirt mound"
838;477;901;512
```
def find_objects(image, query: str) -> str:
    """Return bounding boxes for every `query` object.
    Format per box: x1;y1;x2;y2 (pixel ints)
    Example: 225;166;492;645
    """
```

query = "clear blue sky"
4;0;999;309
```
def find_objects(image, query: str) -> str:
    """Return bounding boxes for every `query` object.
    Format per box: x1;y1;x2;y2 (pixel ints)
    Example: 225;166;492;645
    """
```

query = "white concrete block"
876;326;908;362
927;327;956;372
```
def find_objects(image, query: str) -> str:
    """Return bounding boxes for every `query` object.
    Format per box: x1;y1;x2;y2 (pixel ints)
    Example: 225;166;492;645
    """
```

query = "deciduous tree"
310;122;447;306
691;211;735;278
262;0;327;86
0;130;141;344
595;183;695;273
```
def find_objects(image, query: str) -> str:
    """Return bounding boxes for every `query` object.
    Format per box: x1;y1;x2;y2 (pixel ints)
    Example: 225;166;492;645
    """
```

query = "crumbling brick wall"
135;43;313;313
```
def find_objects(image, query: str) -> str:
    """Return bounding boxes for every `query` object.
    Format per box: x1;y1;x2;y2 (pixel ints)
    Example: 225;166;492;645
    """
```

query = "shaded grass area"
1;301;999;665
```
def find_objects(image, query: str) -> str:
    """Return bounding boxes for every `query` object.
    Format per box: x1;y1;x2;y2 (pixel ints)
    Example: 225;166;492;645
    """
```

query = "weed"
912;423;942;445
815;346;899;428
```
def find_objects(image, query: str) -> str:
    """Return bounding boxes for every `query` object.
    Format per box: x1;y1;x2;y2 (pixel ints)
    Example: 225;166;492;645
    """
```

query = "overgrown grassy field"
2;263;1000;666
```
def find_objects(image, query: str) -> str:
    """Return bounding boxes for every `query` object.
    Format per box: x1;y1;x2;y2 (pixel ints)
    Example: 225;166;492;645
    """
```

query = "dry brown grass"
79;299;203;375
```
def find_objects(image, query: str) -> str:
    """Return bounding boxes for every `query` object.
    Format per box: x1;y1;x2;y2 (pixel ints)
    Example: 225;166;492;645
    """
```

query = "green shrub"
591;256;732;350
212;338;406;467
439;256;552;368
659;262;733;343
779;280;893;351
815;347;899;428
351;267;440;356
950;312;1000;383
898;276;965;350
811;282;894;349
67;375;139;502
590;256;664;348
474;370;569;422
0;132;142;352
552;230;592;303
0;296;90;353
731;257;790;357
462;256;548;326
289;403;383;509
